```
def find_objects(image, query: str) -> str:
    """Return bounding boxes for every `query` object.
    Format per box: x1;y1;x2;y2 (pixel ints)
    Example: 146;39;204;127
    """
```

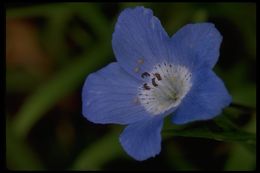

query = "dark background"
6;2;256;170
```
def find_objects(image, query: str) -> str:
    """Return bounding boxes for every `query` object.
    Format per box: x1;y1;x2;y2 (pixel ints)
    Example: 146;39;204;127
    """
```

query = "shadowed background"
6;2;256;170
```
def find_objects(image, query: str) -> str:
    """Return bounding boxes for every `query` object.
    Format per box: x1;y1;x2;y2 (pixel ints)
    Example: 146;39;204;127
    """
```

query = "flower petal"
82;62;151;125
119;117;164;161
169;23;222;71
172;69;232;124
112;6;170;80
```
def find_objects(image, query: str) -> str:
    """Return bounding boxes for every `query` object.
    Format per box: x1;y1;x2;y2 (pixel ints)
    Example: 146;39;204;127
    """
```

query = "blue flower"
82;6;232;161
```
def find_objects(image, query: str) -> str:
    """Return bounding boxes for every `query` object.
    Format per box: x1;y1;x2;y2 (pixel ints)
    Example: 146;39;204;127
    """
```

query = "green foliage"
6;2;256;170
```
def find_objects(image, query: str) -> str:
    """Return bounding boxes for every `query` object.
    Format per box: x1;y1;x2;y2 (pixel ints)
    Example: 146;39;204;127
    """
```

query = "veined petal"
169;23;222;71
172;69;232;124
82;62;151;125
112;6;170;80
119;117;164;161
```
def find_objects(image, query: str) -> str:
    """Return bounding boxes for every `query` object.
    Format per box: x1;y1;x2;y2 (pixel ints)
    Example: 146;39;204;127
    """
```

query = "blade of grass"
6;3;68;18
9;3;112;139
74;3;111;41
42;9;72;65
224;143;256;171
11;42;112;139
7;3;110;60
224;110;256;170
163;126;256;145
7;3;111;41
71;128;123;170
6;118;44;170
6;69;42;93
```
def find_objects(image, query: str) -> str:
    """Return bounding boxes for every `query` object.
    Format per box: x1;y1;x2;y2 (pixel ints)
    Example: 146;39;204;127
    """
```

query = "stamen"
143;83;151;90
154;73;162;80
152;78;158;87
141;72;150;78
138;62;192;115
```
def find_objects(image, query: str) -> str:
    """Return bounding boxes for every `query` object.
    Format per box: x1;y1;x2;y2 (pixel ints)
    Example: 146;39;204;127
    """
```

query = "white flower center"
138;62;192;115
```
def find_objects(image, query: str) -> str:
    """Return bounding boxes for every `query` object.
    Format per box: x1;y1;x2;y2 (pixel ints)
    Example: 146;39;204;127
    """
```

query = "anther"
138;62;192;115
143;83;151;90
141;72;150;78
154;73;162;80
152;78;158;87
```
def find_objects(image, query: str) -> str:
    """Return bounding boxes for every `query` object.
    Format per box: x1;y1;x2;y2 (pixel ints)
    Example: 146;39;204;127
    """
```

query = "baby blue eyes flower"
82;6;232;161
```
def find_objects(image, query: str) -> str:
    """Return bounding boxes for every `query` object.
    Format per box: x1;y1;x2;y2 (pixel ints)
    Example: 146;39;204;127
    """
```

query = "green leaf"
6;3;67;18
74;3;111;41
163;124;256;145
11;42;112;139
192;9;208;22
9;3;112;139
71;128;123;170
42;8;73;65
6;118;44;170
6;69;43;93
224;143;256;171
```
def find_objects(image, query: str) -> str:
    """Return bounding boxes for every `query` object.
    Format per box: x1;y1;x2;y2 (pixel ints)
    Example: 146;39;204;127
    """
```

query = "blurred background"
6;2;256;170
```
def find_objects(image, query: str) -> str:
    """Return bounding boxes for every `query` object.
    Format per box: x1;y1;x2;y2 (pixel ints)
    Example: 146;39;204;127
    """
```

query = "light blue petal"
172;69;232;124
82;62;151;125
112;6;170;80
169;23;222;71
119;117;164;161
